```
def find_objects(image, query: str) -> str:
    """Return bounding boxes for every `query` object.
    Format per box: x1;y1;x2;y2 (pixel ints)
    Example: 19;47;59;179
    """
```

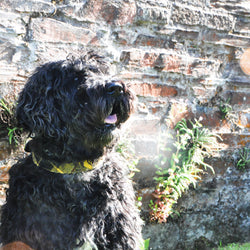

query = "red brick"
121;50;219;77
201;31;250;47
120;51;158;67
63;0;136;25
112;31;128;45
32;18;95;44
165;102;190;128
80;0;103;22
153;53;182;73
101;0;136;25
134;35;168;48
228;91;250;105
142;53;159;67
238;112;250;130
220;133;250;149
141;100;168;115
130;83;178;97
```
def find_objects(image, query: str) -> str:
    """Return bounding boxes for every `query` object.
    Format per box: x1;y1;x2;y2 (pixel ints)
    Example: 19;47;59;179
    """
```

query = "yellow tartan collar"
32;152;93;174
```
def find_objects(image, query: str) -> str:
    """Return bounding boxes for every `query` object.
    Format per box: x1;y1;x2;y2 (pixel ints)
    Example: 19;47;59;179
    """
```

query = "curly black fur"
0;52;143;250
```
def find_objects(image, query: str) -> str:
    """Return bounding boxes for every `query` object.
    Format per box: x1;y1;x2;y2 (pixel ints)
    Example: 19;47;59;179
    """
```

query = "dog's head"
16;52;134;162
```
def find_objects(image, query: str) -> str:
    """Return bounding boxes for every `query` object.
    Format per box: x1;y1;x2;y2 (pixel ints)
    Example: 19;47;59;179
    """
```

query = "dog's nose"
106;82;124;96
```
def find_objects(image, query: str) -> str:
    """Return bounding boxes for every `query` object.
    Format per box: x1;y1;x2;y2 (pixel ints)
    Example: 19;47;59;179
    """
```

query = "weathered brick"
220;133;250;149
134;34;170;48
121;50;159;68
165;102;190;128
59;0;102;22
174;30;199;41
101;0;136;25
121;50;218;77
148;100;168;115
210;0;250;14
201;31;250;47
188;108;223;130
130;83;178;97
154;53;220;77
31;18;96;44
238;112;250;130
135;0;171;24
227;91;250;106
171;5;202;27
112;31;129;45
171;5;235;31
62;0;136;25
204;12;235;31
154;53;183;73
235;17;250;35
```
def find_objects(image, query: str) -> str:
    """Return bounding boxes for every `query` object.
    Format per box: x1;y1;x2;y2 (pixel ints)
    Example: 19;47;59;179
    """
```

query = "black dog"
0;52;142;250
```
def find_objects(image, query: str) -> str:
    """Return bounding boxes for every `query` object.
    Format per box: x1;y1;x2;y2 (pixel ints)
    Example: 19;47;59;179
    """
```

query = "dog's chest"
60;172;111;211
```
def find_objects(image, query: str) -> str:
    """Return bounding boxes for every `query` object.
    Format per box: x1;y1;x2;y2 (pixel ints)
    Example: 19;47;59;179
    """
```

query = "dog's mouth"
104;101;122;127
104;114;117;124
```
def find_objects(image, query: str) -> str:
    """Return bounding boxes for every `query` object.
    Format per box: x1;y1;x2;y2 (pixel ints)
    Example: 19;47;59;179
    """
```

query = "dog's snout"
107;82;123;97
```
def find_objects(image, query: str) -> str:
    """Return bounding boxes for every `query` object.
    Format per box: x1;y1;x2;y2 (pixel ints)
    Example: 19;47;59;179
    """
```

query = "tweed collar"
32;152;93;174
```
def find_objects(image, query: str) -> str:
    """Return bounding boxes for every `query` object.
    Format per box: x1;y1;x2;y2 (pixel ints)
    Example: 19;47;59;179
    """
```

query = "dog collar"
32;152;93;174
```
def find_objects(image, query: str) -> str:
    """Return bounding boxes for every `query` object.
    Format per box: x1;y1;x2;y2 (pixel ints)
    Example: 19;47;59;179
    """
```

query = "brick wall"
0;0;249;249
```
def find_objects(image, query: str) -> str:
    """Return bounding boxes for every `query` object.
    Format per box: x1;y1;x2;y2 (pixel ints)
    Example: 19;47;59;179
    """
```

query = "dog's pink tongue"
104;114;117;124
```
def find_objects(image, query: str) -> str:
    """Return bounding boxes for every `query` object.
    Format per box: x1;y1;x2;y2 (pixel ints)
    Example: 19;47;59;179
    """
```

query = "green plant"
149;119;220;223
219;98;232;119
0;98;23;146
237;148;250;170
215;242;250;250
136;196;143;210
140;238;150;250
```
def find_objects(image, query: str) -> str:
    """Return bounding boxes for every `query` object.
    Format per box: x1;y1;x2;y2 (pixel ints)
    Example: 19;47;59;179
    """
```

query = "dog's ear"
16;62;68;140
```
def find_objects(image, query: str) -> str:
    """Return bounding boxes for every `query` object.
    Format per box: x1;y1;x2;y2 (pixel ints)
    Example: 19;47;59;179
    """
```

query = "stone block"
130;118;161;135
0;10;25;36
133;137;159;157
0;0;55;14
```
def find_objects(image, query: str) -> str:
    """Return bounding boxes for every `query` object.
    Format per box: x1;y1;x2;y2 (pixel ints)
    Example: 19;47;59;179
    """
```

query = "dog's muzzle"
104;81;125;125
106;81;124;97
